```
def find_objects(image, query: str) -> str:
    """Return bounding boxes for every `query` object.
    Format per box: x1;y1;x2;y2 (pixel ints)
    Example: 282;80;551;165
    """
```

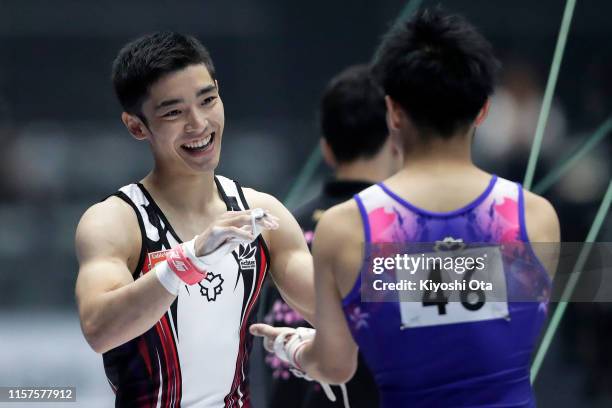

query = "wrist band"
155;260;182;295
165;241;207;285
150;238;209;295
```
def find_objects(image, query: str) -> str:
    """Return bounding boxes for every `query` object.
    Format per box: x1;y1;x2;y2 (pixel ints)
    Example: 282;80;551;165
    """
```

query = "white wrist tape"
153;237;211;295
155;260;182;296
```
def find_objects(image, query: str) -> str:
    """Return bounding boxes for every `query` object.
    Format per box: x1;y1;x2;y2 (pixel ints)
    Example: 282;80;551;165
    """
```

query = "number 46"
421;266;485;314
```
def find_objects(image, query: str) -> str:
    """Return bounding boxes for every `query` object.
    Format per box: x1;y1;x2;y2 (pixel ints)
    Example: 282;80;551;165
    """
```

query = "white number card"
397;246;509;329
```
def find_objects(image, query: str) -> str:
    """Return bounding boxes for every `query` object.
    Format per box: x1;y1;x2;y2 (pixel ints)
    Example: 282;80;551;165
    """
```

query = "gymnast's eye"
201;96;217;106
162;109;181;118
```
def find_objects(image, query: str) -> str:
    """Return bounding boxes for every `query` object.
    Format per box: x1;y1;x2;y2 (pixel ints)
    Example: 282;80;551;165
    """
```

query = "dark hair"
372;8;499;138
320;64;388;163
112;31;216;117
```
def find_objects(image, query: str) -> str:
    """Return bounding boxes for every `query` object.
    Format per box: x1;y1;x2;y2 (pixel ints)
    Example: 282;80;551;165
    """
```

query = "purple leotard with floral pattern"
342;176;550;408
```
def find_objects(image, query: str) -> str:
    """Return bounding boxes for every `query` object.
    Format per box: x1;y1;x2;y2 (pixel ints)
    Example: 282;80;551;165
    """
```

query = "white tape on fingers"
273;329;296;363
197;209;265;267
320;383;338;402
251;208;265;237
289;368;338;402
339;383;351;408
196;227;252;267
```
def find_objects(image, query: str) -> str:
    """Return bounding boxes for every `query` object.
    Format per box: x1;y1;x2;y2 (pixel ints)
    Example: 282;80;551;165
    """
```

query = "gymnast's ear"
320;138;337;169
384;95;403;131
474;98;491;127
122;112;149;141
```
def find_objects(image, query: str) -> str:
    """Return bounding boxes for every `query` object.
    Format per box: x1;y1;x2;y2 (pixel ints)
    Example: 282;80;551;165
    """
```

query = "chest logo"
237;244;257;270
198;272;225;302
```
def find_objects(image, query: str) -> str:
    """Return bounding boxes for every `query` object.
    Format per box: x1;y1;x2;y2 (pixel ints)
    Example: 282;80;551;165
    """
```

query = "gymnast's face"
127;64;225;174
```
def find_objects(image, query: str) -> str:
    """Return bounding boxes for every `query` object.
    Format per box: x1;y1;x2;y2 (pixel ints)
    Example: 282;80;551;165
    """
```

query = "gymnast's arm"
523;189;561;278
245;189;316;324
249;203;360;383
75;197;176;354
292;202;361;383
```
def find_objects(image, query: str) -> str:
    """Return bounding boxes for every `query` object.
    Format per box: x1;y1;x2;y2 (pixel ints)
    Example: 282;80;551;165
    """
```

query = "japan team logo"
199;272;225;302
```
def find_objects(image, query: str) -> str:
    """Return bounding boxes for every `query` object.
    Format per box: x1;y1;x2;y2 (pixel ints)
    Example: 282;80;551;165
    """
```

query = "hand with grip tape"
251;324;350;407
195;208;278;264
155;208;279;295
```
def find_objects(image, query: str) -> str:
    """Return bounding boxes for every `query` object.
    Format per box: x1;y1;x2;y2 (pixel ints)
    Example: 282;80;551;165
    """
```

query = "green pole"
534;117;612;194
283;147;323;208
523;0;577;190
531;180;612;382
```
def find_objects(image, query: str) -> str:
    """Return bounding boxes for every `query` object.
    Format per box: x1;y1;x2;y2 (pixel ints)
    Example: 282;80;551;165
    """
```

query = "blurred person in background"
252;9;560;408
476;60;567;181
559;56;612;402
74;31;318;407
260;64;401;407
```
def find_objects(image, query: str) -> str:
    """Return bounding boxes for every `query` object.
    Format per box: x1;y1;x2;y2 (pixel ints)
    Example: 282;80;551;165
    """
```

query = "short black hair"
320;64;388;163
372;8;499;138
112;31;216;117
